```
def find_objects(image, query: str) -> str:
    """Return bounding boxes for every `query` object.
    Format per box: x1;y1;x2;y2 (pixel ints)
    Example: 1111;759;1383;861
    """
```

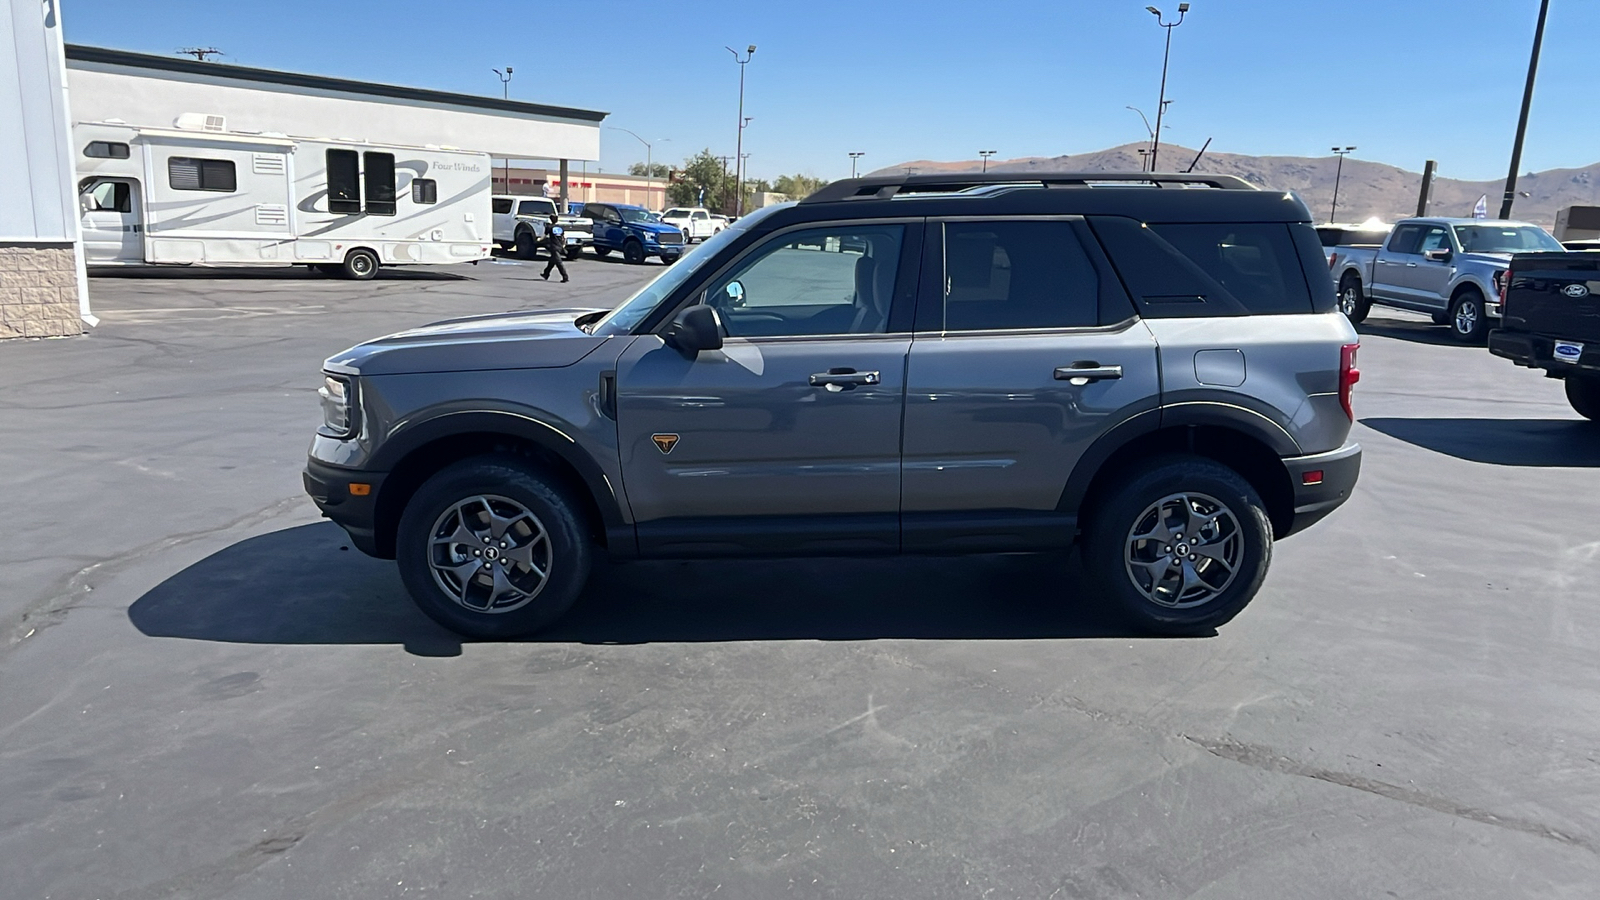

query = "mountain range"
876;144;1600;229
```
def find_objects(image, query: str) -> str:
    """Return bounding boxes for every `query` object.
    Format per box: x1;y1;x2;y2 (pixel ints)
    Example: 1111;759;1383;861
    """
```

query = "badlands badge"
651;433;680;454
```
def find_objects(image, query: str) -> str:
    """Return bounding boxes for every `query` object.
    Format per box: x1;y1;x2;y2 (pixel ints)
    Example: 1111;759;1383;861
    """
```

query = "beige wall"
0;243;84;339
492;167;670;211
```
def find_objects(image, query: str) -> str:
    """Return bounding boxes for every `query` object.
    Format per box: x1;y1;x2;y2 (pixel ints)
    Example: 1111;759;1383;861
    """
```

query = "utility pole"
726;45;756;216
979;150;997;173
492;67;513;193
1330;146;1356;224
849;151;865;179
1499;0;1549;220
1146;3;1189;171
1416;160;1437;217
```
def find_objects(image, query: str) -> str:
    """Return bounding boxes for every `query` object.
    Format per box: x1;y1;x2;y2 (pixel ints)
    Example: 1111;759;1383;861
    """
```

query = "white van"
74;119;493;279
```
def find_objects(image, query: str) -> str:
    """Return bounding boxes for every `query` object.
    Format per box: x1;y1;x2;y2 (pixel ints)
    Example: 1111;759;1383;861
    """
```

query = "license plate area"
1553;340;1584;364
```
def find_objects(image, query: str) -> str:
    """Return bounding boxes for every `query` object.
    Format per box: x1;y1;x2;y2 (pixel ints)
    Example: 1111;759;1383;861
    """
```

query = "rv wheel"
342;249;379;281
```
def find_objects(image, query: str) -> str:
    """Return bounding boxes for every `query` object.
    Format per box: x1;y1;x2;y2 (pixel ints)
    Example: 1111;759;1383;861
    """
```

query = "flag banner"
1473;195;1488;218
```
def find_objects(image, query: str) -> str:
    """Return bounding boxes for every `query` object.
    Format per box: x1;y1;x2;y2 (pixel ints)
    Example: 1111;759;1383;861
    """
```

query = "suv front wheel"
1082;455;1273;635
396;457;592;638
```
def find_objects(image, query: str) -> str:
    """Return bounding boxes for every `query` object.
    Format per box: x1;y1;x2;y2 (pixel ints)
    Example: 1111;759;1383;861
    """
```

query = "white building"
1;0;91;339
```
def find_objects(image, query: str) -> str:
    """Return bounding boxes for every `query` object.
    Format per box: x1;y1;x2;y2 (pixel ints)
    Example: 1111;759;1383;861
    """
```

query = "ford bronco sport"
305;172;1362;638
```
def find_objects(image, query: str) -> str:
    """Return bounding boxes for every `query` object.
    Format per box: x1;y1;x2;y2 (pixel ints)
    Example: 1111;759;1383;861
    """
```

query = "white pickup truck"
491;195;592;260
660;207;724;243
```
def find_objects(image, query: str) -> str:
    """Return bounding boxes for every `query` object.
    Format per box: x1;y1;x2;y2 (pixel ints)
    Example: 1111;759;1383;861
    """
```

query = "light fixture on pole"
979;150;997;173
1145;3;1189;171
492;67;513;192
1126;106;1156;170
726;44;756;216
1329;146;1356;223
848;151;865;179
609;127;669;210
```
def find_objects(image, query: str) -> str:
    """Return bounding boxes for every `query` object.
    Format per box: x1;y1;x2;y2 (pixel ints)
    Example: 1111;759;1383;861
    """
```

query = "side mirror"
664;304;724;356
724;280;746;307
1424;248;1453;263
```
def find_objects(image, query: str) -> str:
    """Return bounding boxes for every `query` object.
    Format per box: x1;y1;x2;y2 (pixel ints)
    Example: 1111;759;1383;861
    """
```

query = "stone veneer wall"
0;242;84;339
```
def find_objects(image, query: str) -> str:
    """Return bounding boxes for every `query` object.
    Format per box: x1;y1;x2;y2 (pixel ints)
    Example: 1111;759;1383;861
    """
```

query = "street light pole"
849;151;865;179
726;44;756;216
492;67;513;192
1330;146;1356;223
1499;0;1549;220
979;150;996;173
1126;106;1155;170
608;128;669;210
1146;4;1189;171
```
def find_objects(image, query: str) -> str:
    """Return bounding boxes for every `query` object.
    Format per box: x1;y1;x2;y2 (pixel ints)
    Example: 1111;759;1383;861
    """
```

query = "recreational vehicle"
74;118;493;279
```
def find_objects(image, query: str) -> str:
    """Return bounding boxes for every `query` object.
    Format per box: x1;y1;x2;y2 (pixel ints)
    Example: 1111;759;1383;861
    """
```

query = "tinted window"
85;141;130;159
1150;223;1312;315
1454;224;1564;253
939;221;1099;331
168;157;236;192
327;150;361;214
363;152;396;216
706;225;905;337
1419;226;1453;252
1315;226;1390;247
518;199;555;216
412;178;437;204
1387;225;1424;254
492;197;514;214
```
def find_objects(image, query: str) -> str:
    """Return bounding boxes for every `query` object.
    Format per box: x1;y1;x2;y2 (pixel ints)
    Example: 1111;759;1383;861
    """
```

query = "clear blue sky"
60;0;1593;183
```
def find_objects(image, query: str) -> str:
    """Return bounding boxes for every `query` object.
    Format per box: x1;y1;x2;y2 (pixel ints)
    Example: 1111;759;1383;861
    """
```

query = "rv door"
79;179;143;264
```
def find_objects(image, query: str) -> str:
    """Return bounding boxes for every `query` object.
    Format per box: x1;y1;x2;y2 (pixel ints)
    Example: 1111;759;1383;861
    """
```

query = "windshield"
1453;224;1564;254
618;207;655;223
590;208;783;336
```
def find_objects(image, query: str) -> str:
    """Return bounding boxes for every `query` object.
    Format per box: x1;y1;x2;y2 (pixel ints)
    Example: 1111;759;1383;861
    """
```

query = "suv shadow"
127;522;1158;655
1361;417;1600;466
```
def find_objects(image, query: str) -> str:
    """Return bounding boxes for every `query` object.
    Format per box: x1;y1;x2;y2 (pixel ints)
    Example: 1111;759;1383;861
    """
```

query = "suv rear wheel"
1083;455;1272;635
396;457;592;638
1449;289;1488;344
1567;374;1600;422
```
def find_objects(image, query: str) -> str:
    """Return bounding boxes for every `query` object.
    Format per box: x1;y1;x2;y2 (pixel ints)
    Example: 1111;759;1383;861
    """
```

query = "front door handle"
1406;262;1418;267
1055;363;1123;383
809;368;880;391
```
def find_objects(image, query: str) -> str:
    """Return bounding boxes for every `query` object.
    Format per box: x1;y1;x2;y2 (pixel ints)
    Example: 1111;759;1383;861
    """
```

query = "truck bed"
1500;253;1600;343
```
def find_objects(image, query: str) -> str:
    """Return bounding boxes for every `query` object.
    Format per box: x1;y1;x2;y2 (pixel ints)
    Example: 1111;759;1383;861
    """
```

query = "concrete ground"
1;256;1597;899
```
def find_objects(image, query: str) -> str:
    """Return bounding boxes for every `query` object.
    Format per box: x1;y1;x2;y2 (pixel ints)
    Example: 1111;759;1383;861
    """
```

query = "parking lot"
2;254;1598;897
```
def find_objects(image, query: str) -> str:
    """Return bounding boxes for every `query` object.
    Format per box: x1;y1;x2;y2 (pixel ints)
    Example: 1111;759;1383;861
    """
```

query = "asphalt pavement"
1;255;1597;899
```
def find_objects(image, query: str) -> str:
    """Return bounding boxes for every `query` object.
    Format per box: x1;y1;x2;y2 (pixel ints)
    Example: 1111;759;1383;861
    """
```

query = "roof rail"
802;171;1259;204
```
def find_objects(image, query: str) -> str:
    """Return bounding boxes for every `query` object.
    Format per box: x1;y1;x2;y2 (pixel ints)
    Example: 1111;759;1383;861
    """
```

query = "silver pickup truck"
1332;217;1564;342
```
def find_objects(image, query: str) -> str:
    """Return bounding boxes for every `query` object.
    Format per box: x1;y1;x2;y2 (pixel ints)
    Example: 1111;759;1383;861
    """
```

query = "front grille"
658;231;684;245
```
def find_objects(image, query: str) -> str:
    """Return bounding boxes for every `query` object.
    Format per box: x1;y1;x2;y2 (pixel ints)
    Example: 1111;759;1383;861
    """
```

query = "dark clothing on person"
540;218;568;282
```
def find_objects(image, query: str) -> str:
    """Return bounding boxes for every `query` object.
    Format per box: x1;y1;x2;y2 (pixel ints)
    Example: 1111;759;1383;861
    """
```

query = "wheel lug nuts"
1189;554;1197;561
1164;546;1172;553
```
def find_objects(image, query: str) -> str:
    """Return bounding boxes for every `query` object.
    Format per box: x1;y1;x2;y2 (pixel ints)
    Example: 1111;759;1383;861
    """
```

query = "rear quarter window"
1088;218;1321;316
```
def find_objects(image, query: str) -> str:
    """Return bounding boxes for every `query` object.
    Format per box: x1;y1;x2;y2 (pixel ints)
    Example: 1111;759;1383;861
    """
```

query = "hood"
631;221;682;236
326;308;610;376
1460;251;1514;267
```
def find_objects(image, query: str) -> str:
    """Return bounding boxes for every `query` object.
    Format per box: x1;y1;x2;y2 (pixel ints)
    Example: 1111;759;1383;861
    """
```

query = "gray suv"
305;172;1362;638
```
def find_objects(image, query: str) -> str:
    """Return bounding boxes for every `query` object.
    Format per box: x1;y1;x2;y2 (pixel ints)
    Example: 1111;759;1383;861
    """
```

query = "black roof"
65;45;607;123
775;172;1312;225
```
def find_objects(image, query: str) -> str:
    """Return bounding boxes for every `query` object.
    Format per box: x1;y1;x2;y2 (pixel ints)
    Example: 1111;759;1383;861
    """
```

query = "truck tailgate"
1503;253;1600;343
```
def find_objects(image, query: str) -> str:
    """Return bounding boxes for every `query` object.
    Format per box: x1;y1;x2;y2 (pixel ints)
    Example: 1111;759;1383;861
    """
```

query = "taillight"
1328;252;1339;270
1495;270;1508;305
1339;343;1360;421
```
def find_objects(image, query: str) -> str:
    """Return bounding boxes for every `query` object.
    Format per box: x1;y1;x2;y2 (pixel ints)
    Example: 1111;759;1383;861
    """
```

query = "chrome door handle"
1406;262;1418;267
1055;364;1123;383
809;369;880;389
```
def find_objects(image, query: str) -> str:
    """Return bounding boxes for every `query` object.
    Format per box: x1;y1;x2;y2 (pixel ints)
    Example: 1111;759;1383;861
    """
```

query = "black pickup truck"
1488;252;1600;420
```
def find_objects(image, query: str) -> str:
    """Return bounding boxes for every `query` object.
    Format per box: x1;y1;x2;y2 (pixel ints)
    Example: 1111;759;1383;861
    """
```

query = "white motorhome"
74;118;493;279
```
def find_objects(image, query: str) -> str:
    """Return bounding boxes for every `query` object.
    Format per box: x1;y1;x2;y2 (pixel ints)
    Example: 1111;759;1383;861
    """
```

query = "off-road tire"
396;456;592;639
622;240;646;265
341;249;379;281
1082;455;1273;636
1567;374;1600;422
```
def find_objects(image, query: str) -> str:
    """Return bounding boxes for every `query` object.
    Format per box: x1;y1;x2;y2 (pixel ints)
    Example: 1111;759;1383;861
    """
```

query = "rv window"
85;141;130;159
327;150;361;214
492;197;513;214
168;157;237;192
364;152;397;216
412;178;438;204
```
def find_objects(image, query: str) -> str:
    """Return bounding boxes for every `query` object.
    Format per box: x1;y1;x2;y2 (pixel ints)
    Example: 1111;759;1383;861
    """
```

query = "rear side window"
939;221;1100;331
492;197;513;214
327;150;361;214
363;152;396;216
1387;225;1424;254
1148;224;1312;315
168;157;236;192
412;178;437;204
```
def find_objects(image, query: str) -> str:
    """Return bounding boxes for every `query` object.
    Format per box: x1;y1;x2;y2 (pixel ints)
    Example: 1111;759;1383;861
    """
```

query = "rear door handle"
1055;363;1123;383
809;368;880;390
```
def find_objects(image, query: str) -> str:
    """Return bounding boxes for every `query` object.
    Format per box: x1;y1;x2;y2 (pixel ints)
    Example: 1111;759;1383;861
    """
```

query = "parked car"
491;195;592;261
1331;217;1564;342
584;202;685;264
1314;222;1392;269
1488;251;1600;421
304;171;1362;639
1562;240;1600;252
661;207;724;242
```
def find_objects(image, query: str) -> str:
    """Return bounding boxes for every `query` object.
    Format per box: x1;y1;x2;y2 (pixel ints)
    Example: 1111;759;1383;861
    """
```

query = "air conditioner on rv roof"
174;113;226;132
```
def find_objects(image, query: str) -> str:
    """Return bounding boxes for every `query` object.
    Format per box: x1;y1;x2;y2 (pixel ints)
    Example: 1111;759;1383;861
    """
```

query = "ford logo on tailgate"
1562;283;1590;298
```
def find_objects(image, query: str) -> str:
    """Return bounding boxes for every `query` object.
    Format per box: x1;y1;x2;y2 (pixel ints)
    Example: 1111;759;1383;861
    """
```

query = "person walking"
540;214;568;283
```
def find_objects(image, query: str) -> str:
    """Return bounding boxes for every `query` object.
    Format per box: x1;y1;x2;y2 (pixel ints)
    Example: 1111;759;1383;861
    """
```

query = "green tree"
628;162;670;178
667;149;736;212
771;173;829;199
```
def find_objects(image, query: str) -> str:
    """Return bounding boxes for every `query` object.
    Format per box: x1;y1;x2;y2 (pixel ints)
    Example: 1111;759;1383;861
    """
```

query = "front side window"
327;149;361;214
1418;227;1453;253
518;199;555;216
85;141;130;159
85;181;131;212
1150;223;1312;315
618;207;653;223
168;157;236;192
939;221;1099;331
693;211;708;220
704;224;905;337
363;152;396;216
412;178;438;204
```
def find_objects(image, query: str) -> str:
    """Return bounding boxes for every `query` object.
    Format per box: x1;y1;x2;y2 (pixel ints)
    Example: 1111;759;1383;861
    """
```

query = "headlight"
318;373;357;438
